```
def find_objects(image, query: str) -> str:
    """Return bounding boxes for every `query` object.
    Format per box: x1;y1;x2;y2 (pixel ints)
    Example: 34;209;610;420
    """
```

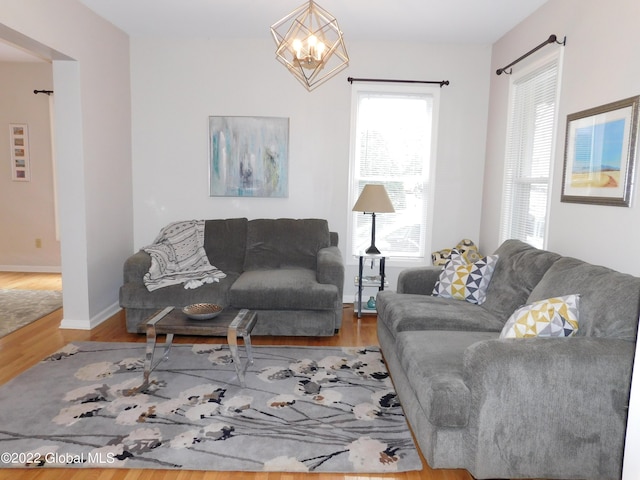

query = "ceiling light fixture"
270;0;349;92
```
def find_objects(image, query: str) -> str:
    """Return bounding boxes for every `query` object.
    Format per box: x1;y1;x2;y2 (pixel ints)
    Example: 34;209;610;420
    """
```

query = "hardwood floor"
0;271;62;291
0;272;473;480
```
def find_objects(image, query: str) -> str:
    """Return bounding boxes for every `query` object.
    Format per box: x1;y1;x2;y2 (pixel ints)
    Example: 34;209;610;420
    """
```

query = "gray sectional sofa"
377;239;640;480
120;218;344;336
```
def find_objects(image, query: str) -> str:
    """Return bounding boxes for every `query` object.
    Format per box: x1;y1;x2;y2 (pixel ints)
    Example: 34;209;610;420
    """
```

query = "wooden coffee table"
125;306;257;395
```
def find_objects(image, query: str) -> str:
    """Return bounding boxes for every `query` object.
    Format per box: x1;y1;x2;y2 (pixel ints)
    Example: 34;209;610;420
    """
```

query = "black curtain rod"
34;89;53;95
348;77;450;88
496;34;566;75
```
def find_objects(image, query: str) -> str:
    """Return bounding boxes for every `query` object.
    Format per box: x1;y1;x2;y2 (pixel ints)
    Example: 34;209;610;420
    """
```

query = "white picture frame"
9;123;30;182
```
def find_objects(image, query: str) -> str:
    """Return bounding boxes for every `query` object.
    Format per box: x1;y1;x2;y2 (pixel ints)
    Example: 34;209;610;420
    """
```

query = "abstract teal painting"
209;116;289;197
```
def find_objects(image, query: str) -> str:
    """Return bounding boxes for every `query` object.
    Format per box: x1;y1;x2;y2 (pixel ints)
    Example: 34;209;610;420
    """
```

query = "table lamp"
352;184;395;254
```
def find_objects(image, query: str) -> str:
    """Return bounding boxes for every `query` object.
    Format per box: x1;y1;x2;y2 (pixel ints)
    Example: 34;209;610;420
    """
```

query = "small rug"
0;289;62;339
0;342;422;473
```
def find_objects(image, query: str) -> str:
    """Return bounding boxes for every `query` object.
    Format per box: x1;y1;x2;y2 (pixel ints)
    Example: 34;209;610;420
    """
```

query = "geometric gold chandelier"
270;0;349;91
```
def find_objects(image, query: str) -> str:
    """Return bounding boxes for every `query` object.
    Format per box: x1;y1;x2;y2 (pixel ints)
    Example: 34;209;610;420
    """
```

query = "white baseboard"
60;302;121;330
0;265;62;273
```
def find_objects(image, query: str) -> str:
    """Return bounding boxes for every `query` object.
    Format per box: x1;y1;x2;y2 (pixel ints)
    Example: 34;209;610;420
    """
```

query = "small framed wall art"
9;123;30;182
561;96;639;206
209;116;289;197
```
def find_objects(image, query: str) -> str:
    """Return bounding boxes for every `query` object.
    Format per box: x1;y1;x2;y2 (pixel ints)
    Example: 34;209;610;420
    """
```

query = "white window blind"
349;84;438;260
500;55;560;249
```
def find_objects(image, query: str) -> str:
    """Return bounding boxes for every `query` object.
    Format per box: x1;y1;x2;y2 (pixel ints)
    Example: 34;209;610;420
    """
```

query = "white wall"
481;0;640;277
0;62;60;270
0;0;133;327
130;37;491;299
480;1;640;478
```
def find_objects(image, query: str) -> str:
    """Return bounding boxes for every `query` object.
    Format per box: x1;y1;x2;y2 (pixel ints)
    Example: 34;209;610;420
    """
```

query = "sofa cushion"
432;249;498;305
244;218;330;271
119;273;239;309
204;218;248;273
527;257;640;341
395;330;497;427
230;268;339;310
481;239;562;323
499;294;580;338
376;291;505;339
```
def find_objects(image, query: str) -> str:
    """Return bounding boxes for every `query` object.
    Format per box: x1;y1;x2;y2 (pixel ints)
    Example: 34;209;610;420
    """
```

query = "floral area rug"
0;342;422;473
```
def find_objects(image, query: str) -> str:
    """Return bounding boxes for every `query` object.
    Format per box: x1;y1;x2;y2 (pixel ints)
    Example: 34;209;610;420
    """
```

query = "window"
348;83;439;261
500;52;561;249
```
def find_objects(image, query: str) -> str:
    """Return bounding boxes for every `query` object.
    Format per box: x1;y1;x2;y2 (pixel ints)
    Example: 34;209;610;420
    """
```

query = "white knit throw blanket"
143;220;226;292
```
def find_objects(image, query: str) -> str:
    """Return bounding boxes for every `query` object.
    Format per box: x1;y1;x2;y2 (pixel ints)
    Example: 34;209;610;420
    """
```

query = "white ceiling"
77;0;548;43
1;0;549;61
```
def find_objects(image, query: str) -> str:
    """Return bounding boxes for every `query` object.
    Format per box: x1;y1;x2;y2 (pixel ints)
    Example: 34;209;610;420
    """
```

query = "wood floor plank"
0;271;62;291
0;272;473;480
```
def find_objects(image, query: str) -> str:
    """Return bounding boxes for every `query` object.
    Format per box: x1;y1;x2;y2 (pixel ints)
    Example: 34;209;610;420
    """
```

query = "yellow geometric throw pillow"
431;239;481;266
499;295;580;339
454;239;482;263
432;249;499;305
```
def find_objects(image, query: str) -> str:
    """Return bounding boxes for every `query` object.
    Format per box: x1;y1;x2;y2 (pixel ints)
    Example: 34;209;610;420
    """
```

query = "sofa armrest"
317;246;345;299
462;337;634;478
397;266;441;294
123;250;151;284
329;231;339;247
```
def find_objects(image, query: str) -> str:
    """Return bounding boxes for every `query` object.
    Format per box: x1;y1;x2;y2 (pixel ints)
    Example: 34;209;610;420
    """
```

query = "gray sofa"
377;239;640;480
120;218;344;336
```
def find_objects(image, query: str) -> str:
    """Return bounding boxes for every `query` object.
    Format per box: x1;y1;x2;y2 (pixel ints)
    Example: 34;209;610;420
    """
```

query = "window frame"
499;49;563;249
346;82;440;266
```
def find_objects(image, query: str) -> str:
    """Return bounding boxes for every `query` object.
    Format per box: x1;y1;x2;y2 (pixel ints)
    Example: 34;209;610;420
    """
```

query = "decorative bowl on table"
182;303;223;320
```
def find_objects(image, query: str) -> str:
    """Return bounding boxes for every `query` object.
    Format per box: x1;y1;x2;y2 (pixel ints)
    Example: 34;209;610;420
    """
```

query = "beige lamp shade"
352;184;395;213
352;184;395;254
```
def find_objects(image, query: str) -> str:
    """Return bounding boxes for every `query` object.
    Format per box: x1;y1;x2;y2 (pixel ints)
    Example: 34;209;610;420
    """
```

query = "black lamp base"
365;212;381;255
365;245;381;255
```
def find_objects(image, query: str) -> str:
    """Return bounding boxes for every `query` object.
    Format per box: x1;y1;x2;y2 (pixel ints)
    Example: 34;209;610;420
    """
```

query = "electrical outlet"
35;238;42;248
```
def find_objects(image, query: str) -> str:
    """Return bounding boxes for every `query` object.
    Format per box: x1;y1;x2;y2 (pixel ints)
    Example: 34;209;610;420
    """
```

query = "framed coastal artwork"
209;116;289;197
561;96;639;206
9;123;30;182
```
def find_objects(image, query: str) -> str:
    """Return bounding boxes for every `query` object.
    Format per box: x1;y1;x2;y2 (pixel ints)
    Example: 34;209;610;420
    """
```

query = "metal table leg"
357;255;364;318
227;309;256;387
125;307;175;396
